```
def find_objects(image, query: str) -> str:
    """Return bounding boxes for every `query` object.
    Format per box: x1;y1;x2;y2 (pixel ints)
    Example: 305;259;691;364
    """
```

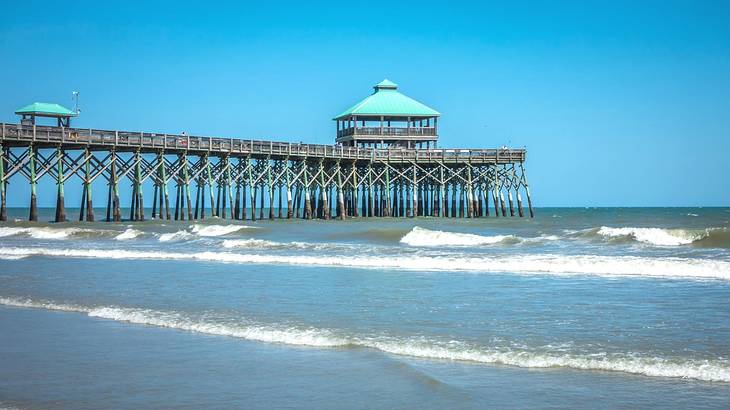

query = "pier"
0;81;534;222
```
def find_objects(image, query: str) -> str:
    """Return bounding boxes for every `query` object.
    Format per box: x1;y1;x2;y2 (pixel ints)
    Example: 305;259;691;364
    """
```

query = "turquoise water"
1;207;729;408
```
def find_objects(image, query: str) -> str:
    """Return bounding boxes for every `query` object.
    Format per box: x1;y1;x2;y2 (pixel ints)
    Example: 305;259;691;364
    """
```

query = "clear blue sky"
1;0;728;207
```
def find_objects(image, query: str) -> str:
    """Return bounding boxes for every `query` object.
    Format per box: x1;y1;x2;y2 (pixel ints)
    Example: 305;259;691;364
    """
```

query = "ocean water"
1;207;729;409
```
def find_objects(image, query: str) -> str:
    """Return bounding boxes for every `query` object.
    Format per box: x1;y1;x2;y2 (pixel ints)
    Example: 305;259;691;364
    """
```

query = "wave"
158;230;194;242
1;246;728;280
0;254;27;260
400;227;514;247
399;227;560;247
221;238;359;252
2;296;728;382
115;228;143;240
589;226;730;248
190;224;255;237
597;227;699;246
0;226;110;240
156;224;257;242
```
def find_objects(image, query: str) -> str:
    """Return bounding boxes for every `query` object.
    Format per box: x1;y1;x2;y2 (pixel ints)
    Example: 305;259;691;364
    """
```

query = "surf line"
1;296;728;383
1;247;729;280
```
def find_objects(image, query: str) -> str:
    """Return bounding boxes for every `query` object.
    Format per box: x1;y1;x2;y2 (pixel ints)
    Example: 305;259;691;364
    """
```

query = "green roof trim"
334;79;440;120
15;102;77;117
374;79;398;89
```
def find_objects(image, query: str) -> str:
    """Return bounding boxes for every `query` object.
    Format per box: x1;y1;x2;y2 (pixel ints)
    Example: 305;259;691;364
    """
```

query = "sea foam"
2;296;728;382
1;246;729;280
400;227;513;247
158;230;194;242
0;226;105;240
190;224;254;237
597;226;701;246
115;228;143;240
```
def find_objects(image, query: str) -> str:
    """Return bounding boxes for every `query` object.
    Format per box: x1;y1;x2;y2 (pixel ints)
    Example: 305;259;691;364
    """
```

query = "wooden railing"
0;123;526;164
337;126;437;138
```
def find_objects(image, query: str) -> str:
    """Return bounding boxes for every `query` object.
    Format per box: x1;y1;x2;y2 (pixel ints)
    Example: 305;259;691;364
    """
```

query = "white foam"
222;238;282;248
400;227;512;247
368;340;730;382
1;296;728;382
190;224;254;237
158;230;193;242
1;246;729;280
221;238;347;251
0;254;27;260
597;226;704;246
0;226;97;240
115;228;143;240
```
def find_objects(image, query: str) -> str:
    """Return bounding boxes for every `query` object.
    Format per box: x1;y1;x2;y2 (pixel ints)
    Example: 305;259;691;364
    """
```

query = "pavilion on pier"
15;102;77;127
334;80;440;149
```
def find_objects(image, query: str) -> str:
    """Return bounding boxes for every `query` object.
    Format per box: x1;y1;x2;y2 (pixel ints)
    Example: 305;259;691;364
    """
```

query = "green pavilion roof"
334;79;440;120
15;102;77;117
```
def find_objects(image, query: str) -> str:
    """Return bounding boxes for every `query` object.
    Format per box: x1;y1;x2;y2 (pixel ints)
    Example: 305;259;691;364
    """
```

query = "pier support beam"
29;146;38;221
55;147;66;222
205;155;216;218
268;158;275;220
111;153;121;222
0;145;6;222
286;162;293;219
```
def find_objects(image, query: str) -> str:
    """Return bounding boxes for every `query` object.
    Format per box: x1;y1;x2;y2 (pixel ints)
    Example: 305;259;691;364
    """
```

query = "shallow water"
1;207;729;408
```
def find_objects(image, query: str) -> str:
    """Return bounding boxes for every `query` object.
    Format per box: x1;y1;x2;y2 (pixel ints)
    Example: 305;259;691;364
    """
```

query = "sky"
1;0;729;207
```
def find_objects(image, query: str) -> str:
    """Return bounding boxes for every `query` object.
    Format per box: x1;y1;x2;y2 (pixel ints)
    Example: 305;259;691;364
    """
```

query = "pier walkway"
0;123;533;222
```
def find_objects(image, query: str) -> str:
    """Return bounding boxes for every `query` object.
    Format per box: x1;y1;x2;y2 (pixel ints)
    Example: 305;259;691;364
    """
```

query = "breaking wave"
156;224;258;242
400;227;513;247
190;224;255;237
0;226;111;240
576;226;730;248
221;238;359;252
115;228;143;240
1;246;728;280
2;296;728;382
399;227;565;248
158;230;194;242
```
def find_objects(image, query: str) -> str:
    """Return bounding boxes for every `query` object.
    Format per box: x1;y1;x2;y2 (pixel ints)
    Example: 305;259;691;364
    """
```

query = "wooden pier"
0;123;533;222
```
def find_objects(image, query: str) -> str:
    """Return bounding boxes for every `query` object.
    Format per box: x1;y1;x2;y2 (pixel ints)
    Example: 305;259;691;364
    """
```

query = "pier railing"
337;126;437;138
0;123;525;164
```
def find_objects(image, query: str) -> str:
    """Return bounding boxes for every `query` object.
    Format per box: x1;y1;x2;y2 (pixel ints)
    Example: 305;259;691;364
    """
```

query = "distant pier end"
0;83;533;222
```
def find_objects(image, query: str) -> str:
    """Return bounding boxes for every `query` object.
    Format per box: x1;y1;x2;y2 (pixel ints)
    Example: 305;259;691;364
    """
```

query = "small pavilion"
334;80;440;149
15;102;77;127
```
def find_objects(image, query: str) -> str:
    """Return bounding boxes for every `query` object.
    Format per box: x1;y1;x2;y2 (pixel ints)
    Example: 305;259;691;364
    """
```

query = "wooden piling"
383;166;391;217
268;159;275;220
183;155;193;221
286;163;293;219
411;166;418;218
508;189;515;217
55;147;66;222
111;153;121;222
0;145;6;222
29;146;38;221
499;188;507;217
194;182;201;220
259;184;265;220
227;157;235;220
83;149;95;222
135;151;144;221
206;155;216;218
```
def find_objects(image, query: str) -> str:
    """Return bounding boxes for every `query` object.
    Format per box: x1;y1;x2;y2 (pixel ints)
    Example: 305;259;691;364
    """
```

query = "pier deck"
1;124;525;164
0;123;533;222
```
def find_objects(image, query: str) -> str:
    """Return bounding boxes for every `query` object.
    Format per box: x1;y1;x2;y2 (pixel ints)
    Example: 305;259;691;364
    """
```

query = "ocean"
1;207;729;409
